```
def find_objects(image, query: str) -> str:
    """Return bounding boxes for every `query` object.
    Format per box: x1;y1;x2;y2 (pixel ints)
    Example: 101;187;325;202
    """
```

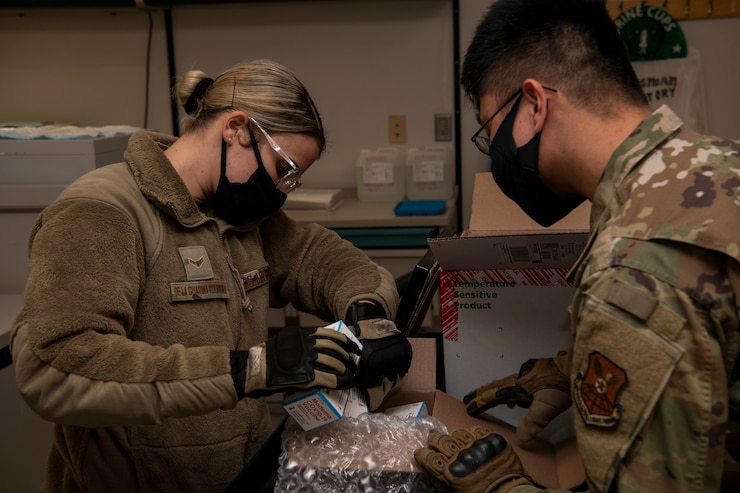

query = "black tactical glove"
415;426;534;493
463;348;572;442
230;325;361;399
345;301;413;411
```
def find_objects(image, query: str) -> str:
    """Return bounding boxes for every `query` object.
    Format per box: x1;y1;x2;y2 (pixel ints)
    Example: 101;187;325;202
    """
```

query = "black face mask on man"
488;93;584;227
213;127;287;225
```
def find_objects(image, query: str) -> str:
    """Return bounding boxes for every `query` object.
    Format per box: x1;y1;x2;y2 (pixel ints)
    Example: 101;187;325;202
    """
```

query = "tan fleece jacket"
10;130;399;493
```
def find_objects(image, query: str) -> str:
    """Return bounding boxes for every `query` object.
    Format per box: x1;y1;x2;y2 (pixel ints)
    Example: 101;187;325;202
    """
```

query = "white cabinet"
0;359;53;493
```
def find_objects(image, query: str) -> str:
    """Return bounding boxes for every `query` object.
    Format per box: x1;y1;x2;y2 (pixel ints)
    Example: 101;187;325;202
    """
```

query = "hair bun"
184;77;215;115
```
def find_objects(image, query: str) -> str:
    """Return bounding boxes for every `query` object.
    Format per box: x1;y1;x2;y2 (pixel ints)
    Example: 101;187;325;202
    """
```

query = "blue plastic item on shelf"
393;200;446;217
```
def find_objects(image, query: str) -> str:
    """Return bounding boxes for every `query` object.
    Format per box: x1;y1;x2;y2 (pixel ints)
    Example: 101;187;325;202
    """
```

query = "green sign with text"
615;5;688;61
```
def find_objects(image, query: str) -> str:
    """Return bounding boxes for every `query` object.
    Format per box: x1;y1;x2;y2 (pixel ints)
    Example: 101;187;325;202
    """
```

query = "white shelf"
284;188;456;230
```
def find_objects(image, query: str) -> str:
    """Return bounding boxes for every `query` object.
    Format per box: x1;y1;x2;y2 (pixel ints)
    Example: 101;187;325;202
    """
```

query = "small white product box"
282;386;351;432
282;321;367;431
344;386;370;418
384;401;428;419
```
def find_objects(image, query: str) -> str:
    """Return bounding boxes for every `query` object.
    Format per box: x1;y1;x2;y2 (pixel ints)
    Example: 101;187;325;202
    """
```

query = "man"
414;0;740;491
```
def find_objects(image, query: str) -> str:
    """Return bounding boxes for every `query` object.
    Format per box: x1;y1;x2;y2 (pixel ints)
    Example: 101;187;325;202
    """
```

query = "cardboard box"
383;401;428;419
281;335;585;490
427;173;591;443
390;337;584;489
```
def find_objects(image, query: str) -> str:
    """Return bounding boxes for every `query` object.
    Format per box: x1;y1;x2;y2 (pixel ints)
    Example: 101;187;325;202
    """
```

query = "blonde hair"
174;59;325;153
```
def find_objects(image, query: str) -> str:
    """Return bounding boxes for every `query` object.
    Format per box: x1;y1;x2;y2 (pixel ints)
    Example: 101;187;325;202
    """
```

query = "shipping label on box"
439;267;575;443
428;233;589;271
384;401;428;419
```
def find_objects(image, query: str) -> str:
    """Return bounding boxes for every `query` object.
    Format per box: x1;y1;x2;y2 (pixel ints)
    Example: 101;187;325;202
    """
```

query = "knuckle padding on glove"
415;427;534;492
448;433;508;477
266;326;317;386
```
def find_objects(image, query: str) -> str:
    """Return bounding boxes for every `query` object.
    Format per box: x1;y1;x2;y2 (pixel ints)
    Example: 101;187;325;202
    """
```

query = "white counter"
284;188;456;229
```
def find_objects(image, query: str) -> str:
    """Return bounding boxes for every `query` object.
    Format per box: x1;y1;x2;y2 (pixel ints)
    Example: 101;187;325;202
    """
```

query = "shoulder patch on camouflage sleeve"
574;351;629;428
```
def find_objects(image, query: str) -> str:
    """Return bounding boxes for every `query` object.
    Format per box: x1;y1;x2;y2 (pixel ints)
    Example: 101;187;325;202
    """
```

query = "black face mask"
212;128;287;225
489;94;584;227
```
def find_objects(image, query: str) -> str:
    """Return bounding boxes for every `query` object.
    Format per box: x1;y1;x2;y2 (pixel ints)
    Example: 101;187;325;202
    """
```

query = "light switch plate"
434;113;452;141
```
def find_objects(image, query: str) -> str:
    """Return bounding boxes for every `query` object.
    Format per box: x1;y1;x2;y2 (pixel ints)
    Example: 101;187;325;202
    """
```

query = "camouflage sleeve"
570;262;728;492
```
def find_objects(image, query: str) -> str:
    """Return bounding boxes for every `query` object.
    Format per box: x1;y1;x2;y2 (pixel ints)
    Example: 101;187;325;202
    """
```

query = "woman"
11;59;404;493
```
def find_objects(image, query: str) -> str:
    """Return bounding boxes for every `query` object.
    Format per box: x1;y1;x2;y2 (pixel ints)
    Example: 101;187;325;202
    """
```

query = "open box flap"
468;172;591;235
428;173;591;270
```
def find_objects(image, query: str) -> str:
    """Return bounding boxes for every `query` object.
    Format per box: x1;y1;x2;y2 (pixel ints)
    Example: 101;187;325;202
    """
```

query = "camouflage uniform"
503;107;740;493
556;105;740;493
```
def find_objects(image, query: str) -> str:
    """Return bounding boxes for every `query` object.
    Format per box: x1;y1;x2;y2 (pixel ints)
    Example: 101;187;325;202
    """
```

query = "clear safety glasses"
249;118;302;194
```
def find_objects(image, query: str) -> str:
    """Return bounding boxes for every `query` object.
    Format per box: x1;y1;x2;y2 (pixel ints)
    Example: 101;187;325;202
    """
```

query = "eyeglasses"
249;118;302;194
470;86;558;155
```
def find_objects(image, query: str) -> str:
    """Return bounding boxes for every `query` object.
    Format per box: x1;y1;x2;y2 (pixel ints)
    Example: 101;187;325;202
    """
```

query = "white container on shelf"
405;146;454;200
355;147;405;202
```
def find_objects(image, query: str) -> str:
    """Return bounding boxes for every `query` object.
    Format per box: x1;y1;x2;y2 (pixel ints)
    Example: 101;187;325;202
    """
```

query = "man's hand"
463;348;572;442
414;426;533;493
345;301;412;411
230;325;361;399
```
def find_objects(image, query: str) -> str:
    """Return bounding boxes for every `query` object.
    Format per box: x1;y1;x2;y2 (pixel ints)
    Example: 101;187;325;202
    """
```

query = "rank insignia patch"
178;246;214;281
573;351;628;428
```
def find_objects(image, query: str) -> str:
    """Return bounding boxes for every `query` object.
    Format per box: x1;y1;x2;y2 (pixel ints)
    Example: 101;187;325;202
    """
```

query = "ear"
521;79;549;133
221;111;250;145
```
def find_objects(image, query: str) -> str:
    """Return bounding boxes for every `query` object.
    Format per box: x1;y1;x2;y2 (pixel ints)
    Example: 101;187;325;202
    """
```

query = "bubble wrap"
275;413;450;492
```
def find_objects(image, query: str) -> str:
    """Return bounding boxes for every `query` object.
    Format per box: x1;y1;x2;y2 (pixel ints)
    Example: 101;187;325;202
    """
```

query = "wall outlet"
388;115;406;144
434;113;452;141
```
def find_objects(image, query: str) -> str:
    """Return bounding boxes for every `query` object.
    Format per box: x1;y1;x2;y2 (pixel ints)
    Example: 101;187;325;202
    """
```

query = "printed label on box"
439;268;575;442
344;386;370;418
283;387;350;432
439;268;572;342
384;402;428;419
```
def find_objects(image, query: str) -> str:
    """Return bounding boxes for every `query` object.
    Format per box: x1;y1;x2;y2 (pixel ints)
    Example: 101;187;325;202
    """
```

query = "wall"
0;9;172;131
0;0;455;190
3;1;736;229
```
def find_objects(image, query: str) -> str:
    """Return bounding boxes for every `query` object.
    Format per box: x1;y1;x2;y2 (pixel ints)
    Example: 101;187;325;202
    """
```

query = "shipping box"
281;337;585;490
427;173;591;443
